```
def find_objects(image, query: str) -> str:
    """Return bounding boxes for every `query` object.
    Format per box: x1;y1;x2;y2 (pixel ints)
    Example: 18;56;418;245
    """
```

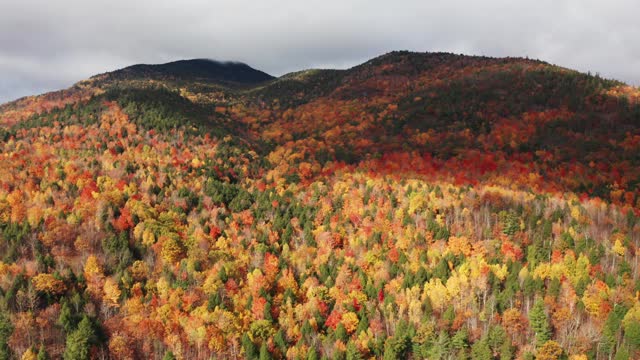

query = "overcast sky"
1;0;638;103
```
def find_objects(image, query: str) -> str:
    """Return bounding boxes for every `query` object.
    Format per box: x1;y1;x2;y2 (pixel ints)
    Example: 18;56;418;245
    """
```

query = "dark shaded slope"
93;59;274;86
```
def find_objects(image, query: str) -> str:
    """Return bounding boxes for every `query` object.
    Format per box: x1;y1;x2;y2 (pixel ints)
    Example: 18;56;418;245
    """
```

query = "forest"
0;51;639;359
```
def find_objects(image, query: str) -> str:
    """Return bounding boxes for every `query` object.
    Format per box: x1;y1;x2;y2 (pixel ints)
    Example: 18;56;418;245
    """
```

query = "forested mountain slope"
0;51;639;359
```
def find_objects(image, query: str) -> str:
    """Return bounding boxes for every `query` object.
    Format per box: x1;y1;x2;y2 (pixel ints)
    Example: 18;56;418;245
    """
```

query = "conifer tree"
0;311;13;360
529;299;551;346
63;316;95;360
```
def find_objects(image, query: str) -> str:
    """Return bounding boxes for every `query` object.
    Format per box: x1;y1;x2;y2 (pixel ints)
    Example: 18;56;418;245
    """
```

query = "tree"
529;299;551;346
161;236;185;264
259;342;272;360
345;340;362;360
242;333;257;359
614;346;630;360
470;338;492;360
57;301;76;333
0;311;13;360
21;347;37;360
31;274;66;296
624;318;640;348
36;345;49;360
102;278;121;308
623;304;640;349
536;340;563;360
307;348;319;360
63;316;95;360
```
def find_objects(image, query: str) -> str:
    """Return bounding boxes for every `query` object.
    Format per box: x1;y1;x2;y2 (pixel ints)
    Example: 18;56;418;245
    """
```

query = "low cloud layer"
1;0;638;103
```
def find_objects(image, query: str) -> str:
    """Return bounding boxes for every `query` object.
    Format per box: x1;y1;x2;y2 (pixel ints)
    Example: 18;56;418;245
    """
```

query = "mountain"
92;58;275;85
0;51;639;360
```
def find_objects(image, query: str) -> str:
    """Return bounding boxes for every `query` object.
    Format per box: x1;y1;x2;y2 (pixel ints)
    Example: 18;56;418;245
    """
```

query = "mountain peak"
92;58;275;85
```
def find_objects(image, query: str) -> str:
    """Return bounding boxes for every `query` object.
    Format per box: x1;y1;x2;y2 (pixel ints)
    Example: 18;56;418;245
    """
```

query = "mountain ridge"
0;51;634;110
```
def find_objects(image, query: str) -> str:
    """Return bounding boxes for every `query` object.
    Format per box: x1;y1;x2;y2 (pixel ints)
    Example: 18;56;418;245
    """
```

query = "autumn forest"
0;51;640;359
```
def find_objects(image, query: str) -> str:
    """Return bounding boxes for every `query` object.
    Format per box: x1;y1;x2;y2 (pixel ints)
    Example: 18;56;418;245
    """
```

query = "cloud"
1;0;638;103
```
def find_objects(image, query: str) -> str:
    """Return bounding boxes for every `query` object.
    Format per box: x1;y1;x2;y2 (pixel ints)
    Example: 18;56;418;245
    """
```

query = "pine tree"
259;342;272;360
0;311;13;360
162;351;176;360
242;333;257;359
614;346;630;360
57;301;75;333
499;340;515;360
471;338;492;360
335;323;348;342
624;320;640;349
274;329;287;353
307;348;319;360
36;345;49;360
62;316;95;360
529;299;551;346
451;328;468;350
346;340;362;360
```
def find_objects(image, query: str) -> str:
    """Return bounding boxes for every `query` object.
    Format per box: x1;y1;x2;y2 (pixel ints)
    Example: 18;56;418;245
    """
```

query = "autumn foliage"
0;51;639;359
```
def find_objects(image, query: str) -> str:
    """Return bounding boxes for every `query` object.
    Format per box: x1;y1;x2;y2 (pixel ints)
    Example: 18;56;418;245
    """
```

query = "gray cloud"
1;0;638;103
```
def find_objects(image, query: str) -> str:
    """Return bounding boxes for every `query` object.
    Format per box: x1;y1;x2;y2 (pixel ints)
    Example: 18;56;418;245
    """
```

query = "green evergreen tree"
451;328;468;350
487;325;508;354
346;340;362;360
307;348;319;360
63;316;95;360
162;351;176;360
499;340;515;360
426;330;450;359
614;345;630;360
624;319;640;348
259;342;272;360
0;311;13;360
274;329;287;353
37;345;50;360
335;323;348;342
57;301;75;333
242;333;257;359
470;338;492;360
529;299;551;346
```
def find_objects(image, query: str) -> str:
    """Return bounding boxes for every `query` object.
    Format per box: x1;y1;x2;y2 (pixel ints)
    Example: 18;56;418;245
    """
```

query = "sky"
1;0;639;103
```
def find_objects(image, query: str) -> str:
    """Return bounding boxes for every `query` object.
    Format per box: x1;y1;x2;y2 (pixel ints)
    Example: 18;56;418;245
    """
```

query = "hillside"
0;51;639;360
91;59;275;86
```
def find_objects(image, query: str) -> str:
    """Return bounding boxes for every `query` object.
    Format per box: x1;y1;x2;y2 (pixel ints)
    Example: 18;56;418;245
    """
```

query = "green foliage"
334;323;348;342
242;333;257;359
63;316;96;360
624;319;640;348
106;87;225;136
259;342;272;360
383;321;412;359
470;338;492;360
614;346;630;360
451;328;468;350
0;311;13;360
0;222;31;263
307;348;319;360
500;211;520;236
37;345;50;360
57;300;77;333
345;341;362;360
529;299;551;346
205;179;254;212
